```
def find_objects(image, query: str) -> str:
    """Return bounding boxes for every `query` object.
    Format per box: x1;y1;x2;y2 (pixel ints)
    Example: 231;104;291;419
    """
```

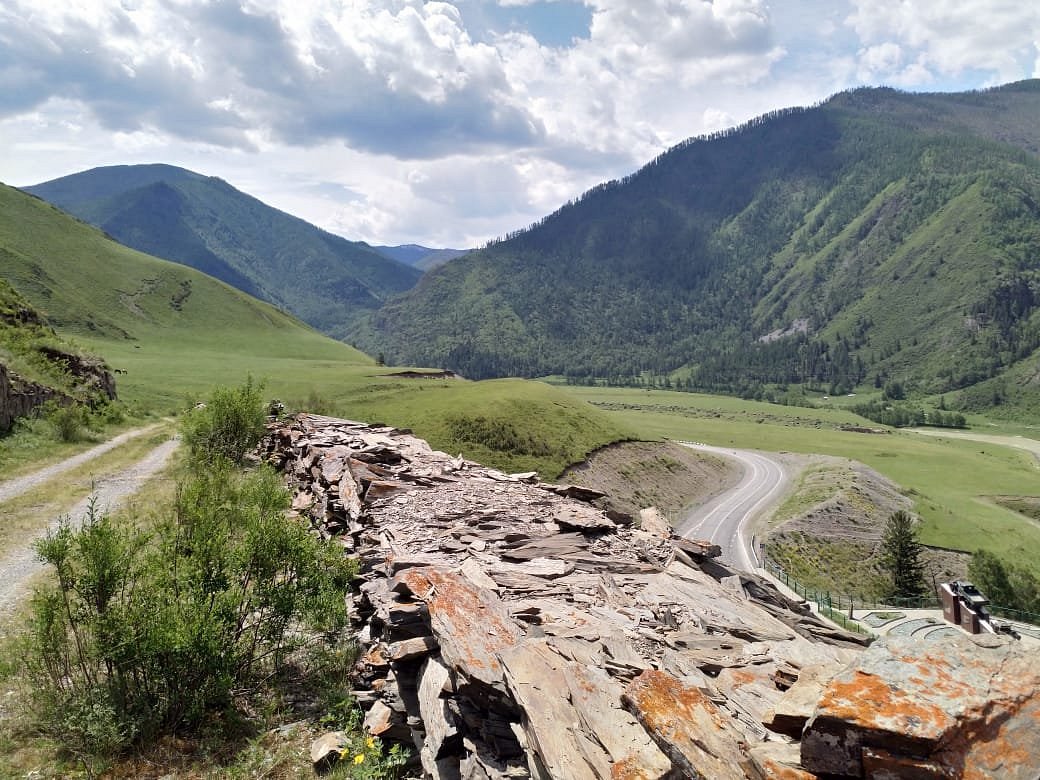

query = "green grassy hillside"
27;164;423;340
2;183;375;406
1;183;629;475
357;81;1040;420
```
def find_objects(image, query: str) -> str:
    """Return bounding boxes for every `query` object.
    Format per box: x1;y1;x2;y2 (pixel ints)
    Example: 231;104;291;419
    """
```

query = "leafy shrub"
23;466;357;755
42;400;88;442
90;400;126;427
181;376;267;464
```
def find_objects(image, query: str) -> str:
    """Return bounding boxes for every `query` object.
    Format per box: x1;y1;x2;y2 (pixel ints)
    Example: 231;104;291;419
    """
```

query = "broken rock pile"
262;414;1038;779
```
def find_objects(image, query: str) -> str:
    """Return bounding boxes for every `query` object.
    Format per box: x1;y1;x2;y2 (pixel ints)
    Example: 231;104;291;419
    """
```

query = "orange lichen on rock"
609;754;669;780
758;759;819;780
622;669;748;780
814;670;952;738
397;567;524;687
803;635;1040;779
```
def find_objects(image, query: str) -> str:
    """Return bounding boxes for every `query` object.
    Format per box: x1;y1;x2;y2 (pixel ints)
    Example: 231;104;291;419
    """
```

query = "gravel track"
0;423;164;504
0;436;179;616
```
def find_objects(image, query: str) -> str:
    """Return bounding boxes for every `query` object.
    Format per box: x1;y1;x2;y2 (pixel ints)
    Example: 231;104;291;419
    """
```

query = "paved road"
0;422;164;504
0;437;180;616
674;443;789;571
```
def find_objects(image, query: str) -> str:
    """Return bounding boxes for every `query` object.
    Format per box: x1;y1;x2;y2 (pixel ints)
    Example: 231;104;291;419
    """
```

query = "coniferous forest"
355;81;1040;417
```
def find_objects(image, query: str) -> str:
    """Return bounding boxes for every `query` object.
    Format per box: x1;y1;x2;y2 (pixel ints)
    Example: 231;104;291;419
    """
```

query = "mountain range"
19;81;1040;420
373;244;469;271
26;164;422;340
353;80;1040;416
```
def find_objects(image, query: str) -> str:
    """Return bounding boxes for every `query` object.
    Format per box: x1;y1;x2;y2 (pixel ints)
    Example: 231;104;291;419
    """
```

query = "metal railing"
761;558;873;635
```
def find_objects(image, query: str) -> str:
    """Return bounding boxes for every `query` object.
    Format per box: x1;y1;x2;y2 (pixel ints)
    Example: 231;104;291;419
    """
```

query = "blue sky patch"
461;1;592;48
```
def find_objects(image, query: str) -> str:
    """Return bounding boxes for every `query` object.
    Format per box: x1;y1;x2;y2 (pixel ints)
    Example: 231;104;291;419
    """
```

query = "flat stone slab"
802;633;1040;778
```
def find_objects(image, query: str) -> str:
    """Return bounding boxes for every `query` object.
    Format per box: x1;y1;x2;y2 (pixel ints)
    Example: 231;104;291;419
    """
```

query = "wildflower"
366;737;376;749
354;753;365;765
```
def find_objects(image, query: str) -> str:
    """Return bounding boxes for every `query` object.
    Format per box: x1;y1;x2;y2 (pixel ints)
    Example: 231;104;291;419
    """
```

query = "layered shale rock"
801;633;1040;778
0;362;61;432
262;414;1033;779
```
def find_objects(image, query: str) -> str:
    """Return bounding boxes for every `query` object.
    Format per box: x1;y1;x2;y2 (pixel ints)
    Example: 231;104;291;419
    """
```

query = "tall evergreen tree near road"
881;510;926;600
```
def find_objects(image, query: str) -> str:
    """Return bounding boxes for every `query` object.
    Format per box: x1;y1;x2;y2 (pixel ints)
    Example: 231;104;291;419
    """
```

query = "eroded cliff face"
0;283;117;433
35;345;117;402
0;362;60;433
0;354;116;434
263;414;1040;779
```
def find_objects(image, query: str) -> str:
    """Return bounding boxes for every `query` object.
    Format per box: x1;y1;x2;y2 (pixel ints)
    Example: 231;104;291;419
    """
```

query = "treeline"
969;549;1040;616
850;400;966;429
361;88;1040;420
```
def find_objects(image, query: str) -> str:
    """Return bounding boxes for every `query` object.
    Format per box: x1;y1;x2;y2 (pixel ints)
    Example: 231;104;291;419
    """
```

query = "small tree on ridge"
881;510;926;600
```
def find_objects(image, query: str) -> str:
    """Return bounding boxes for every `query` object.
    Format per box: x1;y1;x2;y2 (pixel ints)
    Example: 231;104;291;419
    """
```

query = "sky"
1;1;1038;249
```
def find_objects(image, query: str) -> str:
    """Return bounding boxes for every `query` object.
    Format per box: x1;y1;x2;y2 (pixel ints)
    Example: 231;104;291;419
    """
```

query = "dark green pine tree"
881;510;927;600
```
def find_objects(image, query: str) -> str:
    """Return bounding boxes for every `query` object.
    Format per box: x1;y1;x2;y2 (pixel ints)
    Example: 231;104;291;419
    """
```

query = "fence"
761;558;874;635
761;557;1040;631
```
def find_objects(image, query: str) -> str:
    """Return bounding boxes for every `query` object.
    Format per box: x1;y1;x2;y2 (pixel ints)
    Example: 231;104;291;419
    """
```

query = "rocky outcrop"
0;362;60;433
35;346;117;402
263;414;874;778
0;351;116;433
801;633;1040;778
263;414;1040;778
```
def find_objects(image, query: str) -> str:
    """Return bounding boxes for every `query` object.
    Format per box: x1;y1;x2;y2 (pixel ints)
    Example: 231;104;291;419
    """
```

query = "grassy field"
1;183;630;478
562;386;1040;572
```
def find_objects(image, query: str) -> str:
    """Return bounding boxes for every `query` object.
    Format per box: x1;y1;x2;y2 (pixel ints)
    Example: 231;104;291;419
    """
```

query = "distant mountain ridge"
355;80;1040;418
26;164;422;339
373;244;469;271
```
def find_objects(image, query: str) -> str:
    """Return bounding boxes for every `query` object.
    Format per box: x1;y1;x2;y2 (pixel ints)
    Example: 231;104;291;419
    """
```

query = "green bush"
23;466;357;755
181;376;267;464
42;400;88;442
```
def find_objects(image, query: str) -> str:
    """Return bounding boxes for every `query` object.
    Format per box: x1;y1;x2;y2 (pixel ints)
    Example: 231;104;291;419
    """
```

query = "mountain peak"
26;165;422;338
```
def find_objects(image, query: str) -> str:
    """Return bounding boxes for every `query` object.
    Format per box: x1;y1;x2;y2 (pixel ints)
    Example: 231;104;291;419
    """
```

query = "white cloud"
0;1;1037;247
847;1;1040;85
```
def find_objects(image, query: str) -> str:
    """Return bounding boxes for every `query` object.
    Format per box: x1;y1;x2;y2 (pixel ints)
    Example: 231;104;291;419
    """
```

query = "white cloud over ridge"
0;0;1037;247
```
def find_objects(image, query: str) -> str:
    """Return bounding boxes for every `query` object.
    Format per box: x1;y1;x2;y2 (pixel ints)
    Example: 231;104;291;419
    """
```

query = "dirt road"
0;436;179;615
0;422;164;504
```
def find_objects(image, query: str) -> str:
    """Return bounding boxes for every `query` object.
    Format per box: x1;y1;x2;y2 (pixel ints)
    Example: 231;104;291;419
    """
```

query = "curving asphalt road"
674;442;789;572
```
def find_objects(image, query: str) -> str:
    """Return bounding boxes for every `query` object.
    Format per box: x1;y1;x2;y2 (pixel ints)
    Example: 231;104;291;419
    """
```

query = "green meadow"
0;183;629;479
6;179;1040;567
562;386;1040;572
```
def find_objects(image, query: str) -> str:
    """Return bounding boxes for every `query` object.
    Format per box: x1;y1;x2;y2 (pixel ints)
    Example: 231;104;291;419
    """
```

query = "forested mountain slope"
356;81;1040;416
373;244;468;271
26;164;422;339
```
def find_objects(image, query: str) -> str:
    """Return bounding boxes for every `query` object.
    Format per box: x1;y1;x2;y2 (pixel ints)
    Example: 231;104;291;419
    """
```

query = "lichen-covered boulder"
801;633;1040;778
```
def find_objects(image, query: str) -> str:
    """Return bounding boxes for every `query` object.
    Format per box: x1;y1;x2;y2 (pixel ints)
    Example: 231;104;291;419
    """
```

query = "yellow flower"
365;737;376;749
354;753;365;765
